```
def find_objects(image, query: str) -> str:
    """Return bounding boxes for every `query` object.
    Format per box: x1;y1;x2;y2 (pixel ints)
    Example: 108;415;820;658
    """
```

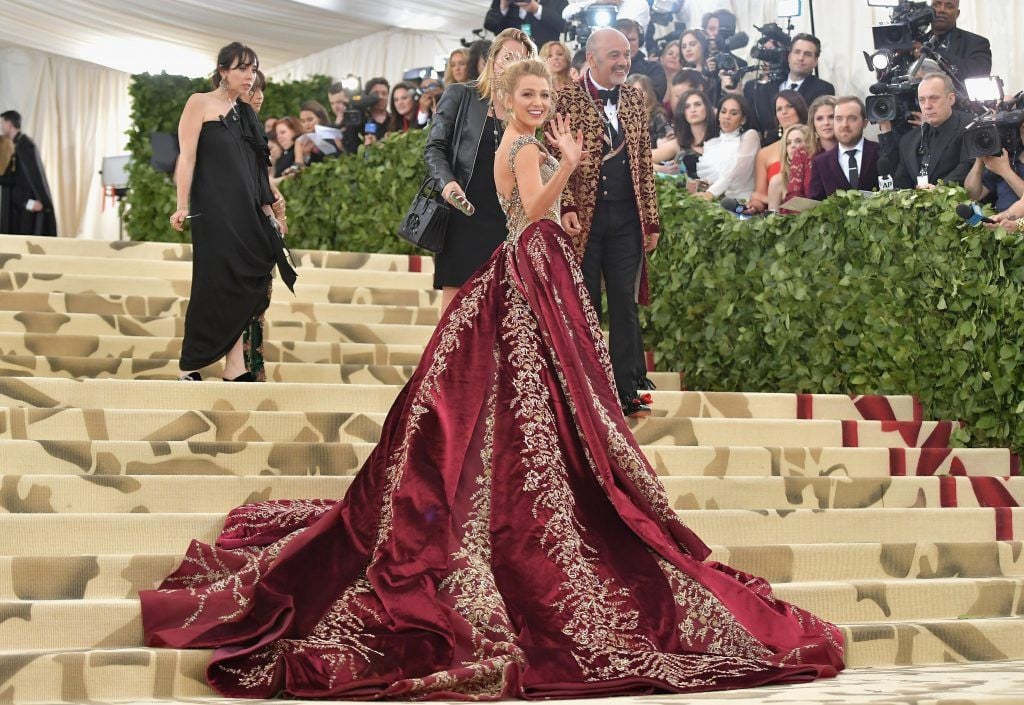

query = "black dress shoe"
223;371;256;382
622;397;652;418
178;371;202;381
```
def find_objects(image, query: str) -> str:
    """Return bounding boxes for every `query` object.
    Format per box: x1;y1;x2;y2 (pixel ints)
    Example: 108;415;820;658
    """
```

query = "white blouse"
696;128;760;200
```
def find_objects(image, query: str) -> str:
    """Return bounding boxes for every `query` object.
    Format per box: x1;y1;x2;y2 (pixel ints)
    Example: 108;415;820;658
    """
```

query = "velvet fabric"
142;216;843;699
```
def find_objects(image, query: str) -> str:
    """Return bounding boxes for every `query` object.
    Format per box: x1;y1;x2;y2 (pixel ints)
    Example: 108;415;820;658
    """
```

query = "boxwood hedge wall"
122;83;1023;451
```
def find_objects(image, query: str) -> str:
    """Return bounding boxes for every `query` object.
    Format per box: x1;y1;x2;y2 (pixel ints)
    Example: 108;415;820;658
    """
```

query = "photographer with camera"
327;83;361;155
888;72;973;189
965;123;1024;212
416;77;445;125
744;32;835;146
486;0;567;49
358;78;392;147
915;0;991;80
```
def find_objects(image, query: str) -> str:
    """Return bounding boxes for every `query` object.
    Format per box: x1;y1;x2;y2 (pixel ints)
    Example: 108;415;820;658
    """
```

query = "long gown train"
141;135;843;699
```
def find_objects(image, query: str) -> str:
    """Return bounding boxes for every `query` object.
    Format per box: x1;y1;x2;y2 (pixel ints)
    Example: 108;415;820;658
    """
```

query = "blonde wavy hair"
539;40;572;90
779;123;817;185
499;58;553;97
444;48;470;85
477;28;537;100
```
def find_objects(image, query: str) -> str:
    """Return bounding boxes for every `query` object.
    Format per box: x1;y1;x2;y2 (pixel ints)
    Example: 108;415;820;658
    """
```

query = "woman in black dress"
168;42;296;382
424;28;535;314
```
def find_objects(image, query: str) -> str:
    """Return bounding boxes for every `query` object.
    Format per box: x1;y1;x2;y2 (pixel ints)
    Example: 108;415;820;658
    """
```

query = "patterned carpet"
0;234;1022;704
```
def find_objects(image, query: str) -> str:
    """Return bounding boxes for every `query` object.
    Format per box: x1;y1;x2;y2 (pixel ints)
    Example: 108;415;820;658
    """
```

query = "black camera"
866;79;920;125
566;3;618;45
342;92;385;128
748;23;792;82
963;110;1024;160
872;1;934;52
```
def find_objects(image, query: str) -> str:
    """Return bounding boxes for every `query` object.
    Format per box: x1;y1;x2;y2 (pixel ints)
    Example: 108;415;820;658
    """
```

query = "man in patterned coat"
550;27;661;418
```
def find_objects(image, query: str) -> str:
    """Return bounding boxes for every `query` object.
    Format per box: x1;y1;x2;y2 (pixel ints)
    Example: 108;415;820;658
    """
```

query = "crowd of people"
254;0;1018;225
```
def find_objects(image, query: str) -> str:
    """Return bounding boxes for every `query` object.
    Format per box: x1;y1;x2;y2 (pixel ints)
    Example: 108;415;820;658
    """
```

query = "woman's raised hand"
545;112;585;170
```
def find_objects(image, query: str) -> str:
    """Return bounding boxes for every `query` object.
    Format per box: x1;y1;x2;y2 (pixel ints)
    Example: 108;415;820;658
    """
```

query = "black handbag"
397;178;450;253
398;87;470;253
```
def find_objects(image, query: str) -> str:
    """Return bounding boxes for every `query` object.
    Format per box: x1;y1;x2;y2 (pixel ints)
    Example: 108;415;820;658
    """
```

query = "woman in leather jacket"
424;28;536;314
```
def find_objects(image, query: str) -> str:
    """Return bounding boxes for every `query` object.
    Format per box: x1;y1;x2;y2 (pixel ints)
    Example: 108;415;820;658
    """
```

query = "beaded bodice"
497;134;561;237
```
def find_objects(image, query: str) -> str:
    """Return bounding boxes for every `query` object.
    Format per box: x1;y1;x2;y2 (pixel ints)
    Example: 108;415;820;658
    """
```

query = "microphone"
876;156;894;191
955;202;995;226
720;197;746;216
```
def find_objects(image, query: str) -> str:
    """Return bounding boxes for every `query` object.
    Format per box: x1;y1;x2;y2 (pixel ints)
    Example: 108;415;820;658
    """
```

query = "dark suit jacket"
744;74;837;146
484;0;567;49
892;110;974;189
927;27;992;80
807;139;881;201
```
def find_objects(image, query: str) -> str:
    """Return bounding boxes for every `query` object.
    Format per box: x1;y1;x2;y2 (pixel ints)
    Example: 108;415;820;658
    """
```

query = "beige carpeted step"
0;310;435;345
2;508;1020;556
2;440;1013;480
1;653;1023;705
0;254;436;289
0;355;423;385
3;597;1023;663
0;407;958;447
0;272;439;306
0;235;435;272
0;296;441;325
2;475;1020;514
774;576;1024;624
0;378;924;422
6;542;1024;601
0;332;427;365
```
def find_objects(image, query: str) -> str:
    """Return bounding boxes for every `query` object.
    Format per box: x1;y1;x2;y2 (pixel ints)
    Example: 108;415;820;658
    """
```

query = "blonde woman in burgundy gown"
141;60;844;700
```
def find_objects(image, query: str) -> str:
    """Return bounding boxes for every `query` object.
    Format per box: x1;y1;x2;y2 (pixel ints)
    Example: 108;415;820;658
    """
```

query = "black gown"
180;101;296;373
433;115;506;289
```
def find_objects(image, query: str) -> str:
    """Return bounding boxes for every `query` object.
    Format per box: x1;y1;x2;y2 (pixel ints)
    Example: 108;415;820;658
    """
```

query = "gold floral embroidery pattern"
372;259;497;560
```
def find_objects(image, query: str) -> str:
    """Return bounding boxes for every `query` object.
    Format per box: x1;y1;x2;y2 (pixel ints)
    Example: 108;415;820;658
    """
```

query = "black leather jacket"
424;82;490;190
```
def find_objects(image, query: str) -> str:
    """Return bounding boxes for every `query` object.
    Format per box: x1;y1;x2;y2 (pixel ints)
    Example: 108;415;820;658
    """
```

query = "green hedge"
121;83;1022;450
646;182;1023;452
122;72;333;242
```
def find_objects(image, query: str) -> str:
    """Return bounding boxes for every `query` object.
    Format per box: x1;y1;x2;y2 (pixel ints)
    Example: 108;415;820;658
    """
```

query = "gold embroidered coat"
551;74;661;305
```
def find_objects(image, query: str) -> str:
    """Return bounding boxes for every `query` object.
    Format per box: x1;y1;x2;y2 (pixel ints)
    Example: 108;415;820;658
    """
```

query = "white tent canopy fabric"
0;1;1021;239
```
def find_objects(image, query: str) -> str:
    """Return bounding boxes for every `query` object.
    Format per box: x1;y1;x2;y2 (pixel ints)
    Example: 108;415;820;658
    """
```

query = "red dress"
140;136;844;699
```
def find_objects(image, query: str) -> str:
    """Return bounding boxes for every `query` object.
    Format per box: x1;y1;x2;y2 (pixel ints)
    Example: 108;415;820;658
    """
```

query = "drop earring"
219;77;228;91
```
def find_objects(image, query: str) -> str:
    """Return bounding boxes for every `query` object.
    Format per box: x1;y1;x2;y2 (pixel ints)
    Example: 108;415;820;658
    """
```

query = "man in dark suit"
0;110;57;236
744;33;836;146
890;72;973;189
808;97;880;201
485;0;567;49
916;0;992;80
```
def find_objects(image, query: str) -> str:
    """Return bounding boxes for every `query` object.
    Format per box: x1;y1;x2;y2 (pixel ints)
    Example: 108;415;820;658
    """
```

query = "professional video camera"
962;78;1024;160
566;3;618;46
746;22;792;83
342;92;386;129
862;1;934;128
708;12;749;83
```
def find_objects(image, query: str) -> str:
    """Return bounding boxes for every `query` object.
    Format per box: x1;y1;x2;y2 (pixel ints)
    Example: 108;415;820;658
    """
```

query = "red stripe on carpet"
796;394;813;420
842;420;859;447
911;397;923;422
995;507;1014;540
408;255;422;273
1012;453;1021;477
853;395;898;421
939;476;958;507
915;448;952;476
889;448;907;476
645;350;655;372
969;477;1019;508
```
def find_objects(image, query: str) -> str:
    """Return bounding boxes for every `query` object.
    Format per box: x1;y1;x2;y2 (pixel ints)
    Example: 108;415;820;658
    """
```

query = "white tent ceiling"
0;0;487;76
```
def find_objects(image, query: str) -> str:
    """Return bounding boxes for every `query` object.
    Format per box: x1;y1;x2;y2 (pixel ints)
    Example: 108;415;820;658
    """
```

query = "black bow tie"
597;88;619;104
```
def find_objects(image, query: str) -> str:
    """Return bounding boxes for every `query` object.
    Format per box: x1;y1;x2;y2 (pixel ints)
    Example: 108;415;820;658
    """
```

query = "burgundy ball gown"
140;135;844;699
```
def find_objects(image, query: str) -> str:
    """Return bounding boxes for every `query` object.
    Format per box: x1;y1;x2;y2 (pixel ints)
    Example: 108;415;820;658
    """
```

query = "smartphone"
451;192;476;216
